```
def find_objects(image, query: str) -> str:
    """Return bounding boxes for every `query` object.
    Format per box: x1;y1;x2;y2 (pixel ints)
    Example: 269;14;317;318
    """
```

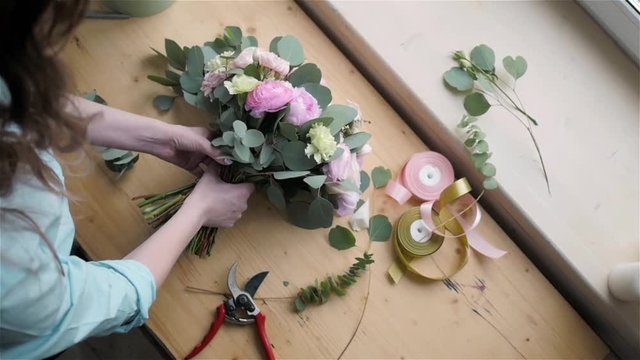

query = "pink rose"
255;49;290;77
285;87;321;126
231;47;256;69
201;71;226;96
336;191;359;216
245;80;295;118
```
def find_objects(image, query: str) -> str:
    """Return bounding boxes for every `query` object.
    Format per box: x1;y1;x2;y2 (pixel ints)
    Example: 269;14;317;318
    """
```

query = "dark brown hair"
0;0;89;196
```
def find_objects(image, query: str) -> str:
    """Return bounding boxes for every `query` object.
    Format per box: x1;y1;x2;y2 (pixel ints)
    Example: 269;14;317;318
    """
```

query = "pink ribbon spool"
385;151;455;204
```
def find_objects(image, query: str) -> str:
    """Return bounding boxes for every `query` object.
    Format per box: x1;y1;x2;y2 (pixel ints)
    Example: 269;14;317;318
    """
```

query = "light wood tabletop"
61;1;608;359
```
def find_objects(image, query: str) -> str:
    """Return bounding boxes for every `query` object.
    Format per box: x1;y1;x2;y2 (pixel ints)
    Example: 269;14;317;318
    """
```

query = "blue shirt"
0;150;156;359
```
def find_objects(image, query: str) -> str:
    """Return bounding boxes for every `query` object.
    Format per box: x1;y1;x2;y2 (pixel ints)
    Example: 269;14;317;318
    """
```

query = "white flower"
305;124;337;163
205;50;235;72
224;74;261;95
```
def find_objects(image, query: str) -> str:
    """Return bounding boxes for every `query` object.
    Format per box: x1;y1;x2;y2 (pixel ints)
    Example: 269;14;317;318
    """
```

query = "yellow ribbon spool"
388;178;473;283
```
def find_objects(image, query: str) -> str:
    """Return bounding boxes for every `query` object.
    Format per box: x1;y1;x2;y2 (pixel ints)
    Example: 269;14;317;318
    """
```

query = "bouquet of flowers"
140;26;371;257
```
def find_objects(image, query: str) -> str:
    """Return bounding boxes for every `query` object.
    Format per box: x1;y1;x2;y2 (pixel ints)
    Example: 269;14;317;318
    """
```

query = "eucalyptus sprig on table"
443;44;550;192
82;90;139;176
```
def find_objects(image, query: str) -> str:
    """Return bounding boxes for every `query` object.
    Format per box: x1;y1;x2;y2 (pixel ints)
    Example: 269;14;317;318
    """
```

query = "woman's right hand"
183;165;254;228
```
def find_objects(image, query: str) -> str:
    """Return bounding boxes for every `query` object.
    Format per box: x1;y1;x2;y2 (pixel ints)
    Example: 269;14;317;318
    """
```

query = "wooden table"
61;1;608;358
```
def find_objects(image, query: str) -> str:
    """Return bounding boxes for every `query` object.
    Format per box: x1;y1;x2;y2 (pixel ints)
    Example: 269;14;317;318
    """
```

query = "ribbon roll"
388;207;468;283
385;151;455;203
420;179;507;259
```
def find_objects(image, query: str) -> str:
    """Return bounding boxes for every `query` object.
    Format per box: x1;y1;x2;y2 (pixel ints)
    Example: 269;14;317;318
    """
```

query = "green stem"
137;182;195;207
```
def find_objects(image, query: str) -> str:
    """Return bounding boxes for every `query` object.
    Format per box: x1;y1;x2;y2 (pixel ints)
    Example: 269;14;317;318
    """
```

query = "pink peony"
231;47;257;69
324;144;352;182
255;49;290;77
201;71;226;96
336;191;359;216
285;87;321;125
245;80;295;118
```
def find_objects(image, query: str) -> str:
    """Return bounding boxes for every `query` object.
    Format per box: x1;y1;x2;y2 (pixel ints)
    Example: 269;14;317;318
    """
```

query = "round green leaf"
279;122;299;141
301;83;332;109
443;67;474;91
304;175;327;189
359;171;370;193
371;166;392;188
241;35;258;49
223;26;243;47
259;144;274;166
152;95;175;112
321;105;358;134
470;44;495;71
165;38;186;70
464;93;491;116
232;141;253;164
186;46;204;77
242;129;265;147
280;141;316;170
179;73;203;94
294;297;306;312
329;225;356;250
276;35;304;66
481;162;496;177
475;140;489;153
483;177;499;190
147;75;178;87
368;215;392;242
464;138;477;148
222;131;236;145
233;120;247;137
287;63;321;87
269;36;282;53
309;197;334;228
471;152;491;168
266;183;286;211
344;132;371;150
503;55;527;80
287;202;319;230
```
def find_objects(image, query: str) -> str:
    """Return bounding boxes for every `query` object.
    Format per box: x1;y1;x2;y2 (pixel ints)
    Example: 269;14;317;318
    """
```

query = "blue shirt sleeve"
0;151;157;359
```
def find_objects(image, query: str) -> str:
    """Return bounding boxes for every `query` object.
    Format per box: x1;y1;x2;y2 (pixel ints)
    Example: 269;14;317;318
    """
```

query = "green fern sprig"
294;253;374;313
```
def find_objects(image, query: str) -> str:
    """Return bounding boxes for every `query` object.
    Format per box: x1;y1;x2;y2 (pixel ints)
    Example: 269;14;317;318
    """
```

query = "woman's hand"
183;165;254;228
147;125;228;176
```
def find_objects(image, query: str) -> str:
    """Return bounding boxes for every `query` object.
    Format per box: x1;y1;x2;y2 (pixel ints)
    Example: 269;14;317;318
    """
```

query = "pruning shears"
185;262;275;360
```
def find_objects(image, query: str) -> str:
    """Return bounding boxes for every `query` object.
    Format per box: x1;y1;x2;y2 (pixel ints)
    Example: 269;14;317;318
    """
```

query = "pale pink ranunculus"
231;47;257;69
324;144;351;182
201;71;227;96
285;87;321;126
255;49;290;77
336;191;360;216
245;80;295;118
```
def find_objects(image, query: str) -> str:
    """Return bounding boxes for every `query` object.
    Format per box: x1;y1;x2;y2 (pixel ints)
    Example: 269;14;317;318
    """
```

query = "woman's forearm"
124;202;204;287
67;95;171;154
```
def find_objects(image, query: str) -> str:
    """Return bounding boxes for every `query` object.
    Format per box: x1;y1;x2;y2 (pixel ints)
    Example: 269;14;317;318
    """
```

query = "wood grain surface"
60;1;607;358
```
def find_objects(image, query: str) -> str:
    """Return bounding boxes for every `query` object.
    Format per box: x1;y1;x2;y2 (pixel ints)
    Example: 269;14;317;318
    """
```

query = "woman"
0;1;254;358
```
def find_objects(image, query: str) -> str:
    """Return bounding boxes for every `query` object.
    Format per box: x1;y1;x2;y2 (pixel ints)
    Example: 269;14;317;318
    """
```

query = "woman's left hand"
149;125;227;176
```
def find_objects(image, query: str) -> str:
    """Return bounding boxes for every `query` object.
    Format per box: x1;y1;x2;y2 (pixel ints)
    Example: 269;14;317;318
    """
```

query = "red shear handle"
185;304;226;360
255;312;276;360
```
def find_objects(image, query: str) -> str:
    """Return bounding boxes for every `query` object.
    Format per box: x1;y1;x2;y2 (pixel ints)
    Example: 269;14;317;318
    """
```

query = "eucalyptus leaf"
206;38;232;54
475;140;489;153
471;152;491;168
464;138;477;148
464;92;491;116
280;141;316;170
186;46;204;77
232;140;253;164
269;36;282;54
477;74;493;93
309;197;334;228
481;162;496;177
279;122;299;141
267;182;286;211
301;83;332;109
503;55;527;80
241;35;258;49
276;35;304;66
287;202;319;230
304;175;327;189
182;91;198;106
180;73;203;94
194;91;217;114
147;75;178;87
443;67;474;91
359;171;370;192
152;95;175;112
201;45;217;64
242;129;265;147
211;137;226;147
213;85;232;103
483;177;499;190
300;117;333;137
222;131;236;145
329;225;356;250
259;144;274;166
344;132;371;150
294;297;305;312
112;153;138;165
287;63;321;87
328;146;345;161
223;26;243;47
368;215;392;242
244;64;260;78
457;115;477;128
321;105;357;134
165;39;186;70
470;44;495;71
101;148;129;161
371;166;392;188
273;171;310;180
219;107;236;132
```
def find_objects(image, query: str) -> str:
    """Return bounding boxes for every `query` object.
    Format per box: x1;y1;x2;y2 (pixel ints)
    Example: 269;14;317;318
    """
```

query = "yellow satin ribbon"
388;178;472;283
